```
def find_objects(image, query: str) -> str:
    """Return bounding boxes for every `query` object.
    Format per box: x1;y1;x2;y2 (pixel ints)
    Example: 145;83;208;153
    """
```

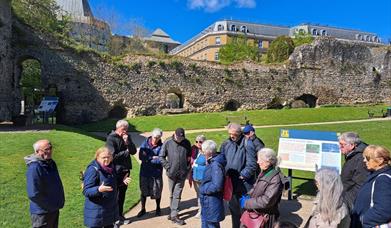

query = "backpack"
79;165;99;189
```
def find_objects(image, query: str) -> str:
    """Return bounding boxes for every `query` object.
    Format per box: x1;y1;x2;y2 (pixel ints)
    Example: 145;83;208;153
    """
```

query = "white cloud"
188;0;256;12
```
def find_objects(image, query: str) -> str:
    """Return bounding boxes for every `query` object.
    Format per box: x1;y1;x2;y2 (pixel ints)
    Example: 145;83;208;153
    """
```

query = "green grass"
0;126;140;228
186;120;391;197
78;105;388;132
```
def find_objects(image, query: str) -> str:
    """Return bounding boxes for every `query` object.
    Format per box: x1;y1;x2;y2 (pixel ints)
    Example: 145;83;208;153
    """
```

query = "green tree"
219;36;259;64
266;36;295;63
292;31;314;47
20;59;43;106
12;0;70;38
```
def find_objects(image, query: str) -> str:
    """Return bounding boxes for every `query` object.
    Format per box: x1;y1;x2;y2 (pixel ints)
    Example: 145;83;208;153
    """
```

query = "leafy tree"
292;31;314;47
12;0;70;38
266;36;295;63
219;36;259;64
20;59;43;106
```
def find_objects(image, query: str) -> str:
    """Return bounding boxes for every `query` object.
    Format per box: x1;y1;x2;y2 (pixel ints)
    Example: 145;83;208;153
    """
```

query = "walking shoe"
167;215;171;220
137;209;146;218
155;208;161;216
119;216;131;225
171;216;186;226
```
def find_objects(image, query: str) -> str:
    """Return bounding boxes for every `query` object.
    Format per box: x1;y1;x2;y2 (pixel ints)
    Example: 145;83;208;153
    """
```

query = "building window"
214;52;219;61
217;24;224;31
240;25;247;33
311;29;318;36
231;24;236;31
215;37;221;45
258;40;263;48
321;30;327;36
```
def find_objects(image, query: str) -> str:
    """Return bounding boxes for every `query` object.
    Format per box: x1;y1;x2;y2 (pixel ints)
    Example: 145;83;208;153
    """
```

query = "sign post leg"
288;169;293;200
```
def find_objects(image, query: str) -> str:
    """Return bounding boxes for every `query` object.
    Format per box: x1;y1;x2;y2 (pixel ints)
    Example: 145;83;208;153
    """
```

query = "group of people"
24;119;391;228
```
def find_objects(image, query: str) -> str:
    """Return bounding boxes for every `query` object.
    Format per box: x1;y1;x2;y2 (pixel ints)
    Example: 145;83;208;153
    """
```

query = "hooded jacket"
159;136;192;180
24;154;65;214
106;131;137;174
139;136;163;178
341;141;369;209
200;153;227;222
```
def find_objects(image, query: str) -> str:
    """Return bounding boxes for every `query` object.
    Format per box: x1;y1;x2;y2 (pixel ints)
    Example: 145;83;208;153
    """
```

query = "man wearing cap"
159;128;192;226
220;123;257;228
243;125;265;153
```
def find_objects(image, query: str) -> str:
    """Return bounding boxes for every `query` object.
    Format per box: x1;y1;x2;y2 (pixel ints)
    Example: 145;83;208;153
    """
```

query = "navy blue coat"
139;137;163;178
352;166;391;228
220;135;257;194
200;154;227;223
25;155;65;214
83;160;119;227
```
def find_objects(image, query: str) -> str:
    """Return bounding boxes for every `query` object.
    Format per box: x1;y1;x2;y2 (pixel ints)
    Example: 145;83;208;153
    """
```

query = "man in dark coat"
220;123;257;228
24;139;65;228
159;128;192;226
339;132;369;211
106;119;137;225
243;125;265;153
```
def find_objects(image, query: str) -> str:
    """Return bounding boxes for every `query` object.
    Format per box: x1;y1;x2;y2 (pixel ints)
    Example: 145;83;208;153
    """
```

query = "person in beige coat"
241;148;284;228
305;168;350;228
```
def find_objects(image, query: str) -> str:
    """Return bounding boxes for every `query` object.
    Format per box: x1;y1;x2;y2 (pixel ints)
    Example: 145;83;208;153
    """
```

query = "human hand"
123;173;131;185
240;195;250;208
98;181;113;192
122;134;129;145
152;156;159;160
239;176;244;180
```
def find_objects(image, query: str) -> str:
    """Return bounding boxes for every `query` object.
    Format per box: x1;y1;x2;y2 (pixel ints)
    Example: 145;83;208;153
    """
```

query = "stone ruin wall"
1;8;390;124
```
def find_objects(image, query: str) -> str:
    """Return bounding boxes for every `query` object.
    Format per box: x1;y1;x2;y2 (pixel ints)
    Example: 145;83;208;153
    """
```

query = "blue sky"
89;0;391;43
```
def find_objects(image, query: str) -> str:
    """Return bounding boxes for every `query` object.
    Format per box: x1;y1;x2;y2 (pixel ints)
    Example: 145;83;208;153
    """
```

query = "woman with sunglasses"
188;135;207;218
351;145;391;228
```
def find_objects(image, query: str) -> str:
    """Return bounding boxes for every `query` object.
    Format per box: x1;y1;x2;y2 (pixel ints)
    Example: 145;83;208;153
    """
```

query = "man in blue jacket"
24;139;65;228
220;123;257;228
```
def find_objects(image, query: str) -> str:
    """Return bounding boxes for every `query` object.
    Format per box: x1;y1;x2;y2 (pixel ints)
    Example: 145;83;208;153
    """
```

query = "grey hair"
33;139;50;153
116;119;129;129
195;135;206;142
151;128;163;138
202;140;217;156
227;123;242;134
338;132;361;145
258;148;279;167
314;168;346;224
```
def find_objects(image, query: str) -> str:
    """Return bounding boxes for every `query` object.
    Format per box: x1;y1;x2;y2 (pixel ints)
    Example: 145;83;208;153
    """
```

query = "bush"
266;36;295;63
292;31;314;47
219;36;259;64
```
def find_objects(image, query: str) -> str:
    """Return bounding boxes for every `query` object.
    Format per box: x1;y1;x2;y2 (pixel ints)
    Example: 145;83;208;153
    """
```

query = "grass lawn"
78;105;388;132
0;126;140;228
186;120;391;197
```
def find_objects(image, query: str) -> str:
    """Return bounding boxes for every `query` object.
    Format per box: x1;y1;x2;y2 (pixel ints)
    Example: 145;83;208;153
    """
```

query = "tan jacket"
307;199;350;228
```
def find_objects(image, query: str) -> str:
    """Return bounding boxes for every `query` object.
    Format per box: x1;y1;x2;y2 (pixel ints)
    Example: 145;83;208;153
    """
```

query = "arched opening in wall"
224;100;240;111
166;88;183;109
19;59;43;115
108;105;128;119
266;97;283;109
295;94;318;108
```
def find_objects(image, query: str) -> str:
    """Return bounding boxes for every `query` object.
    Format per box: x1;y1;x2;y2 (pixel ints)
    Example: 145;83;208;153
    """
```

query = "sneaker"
155;208;161;216
195;211;201;219
137;209;146;218
171;216;186;226
119;216;131;225
114;220;122;228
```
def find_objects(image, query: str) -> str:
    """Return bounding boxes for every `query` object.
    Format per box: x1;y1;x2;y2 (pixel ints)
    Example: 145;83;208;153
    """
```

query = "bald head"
33;139;53;160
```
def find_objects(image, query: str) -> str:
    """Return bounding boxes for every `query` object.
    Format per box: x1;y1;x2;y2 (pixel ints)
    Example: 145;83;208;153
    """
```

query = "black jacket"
106;131;137;174
250;135;265;152
159;137;192;180
341;141;369;210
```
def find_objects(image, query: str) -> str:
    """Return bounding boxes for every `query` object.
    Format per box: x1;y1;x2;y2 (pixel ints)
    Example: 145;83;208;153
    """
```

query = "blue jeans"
201;219;220;228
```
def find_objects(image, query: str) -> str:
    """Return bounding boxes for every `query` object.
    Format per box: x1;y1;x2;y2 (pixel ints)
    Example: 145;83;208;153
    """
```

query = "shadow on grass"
293;180;317;198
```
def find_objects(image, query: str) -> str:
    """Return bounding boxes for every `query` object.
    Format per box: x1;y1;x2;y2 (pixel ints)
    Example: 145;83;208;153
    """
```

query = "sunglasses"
196;141;203;143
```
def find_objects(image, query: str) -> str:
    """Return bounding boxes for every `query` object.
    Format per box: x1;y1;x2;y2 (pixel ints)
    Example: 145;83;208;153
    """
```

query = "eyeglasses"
196;141;203;143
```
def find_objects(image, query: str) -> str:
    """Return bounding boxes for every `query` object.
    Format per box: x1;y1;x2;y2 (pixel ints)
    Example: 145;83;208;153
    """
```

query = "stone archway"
224;99;240;111
295;94;318;108
166;88;184;109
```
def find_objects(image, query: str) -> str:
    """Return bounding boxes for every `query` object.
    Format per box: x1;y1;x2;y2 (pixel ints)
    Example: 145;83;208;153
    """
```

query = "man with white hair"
220;123;257;228
339;132;369;210
106;119;137;225
24;139;65;228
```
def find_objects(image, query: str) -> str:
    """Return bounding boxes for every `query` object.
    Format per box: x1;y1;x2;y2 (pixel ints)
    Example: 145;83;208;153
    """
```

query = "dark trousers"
202;219;221;228
228;194;243;228
167;177;185;217
118;183;128;217
30;210;59;228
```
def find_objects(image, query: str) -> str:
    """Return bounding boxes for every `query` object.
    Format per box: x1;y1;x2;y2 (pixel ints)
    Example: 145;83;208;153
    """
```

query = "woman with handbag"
351;145;391;228
240;148;283;228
